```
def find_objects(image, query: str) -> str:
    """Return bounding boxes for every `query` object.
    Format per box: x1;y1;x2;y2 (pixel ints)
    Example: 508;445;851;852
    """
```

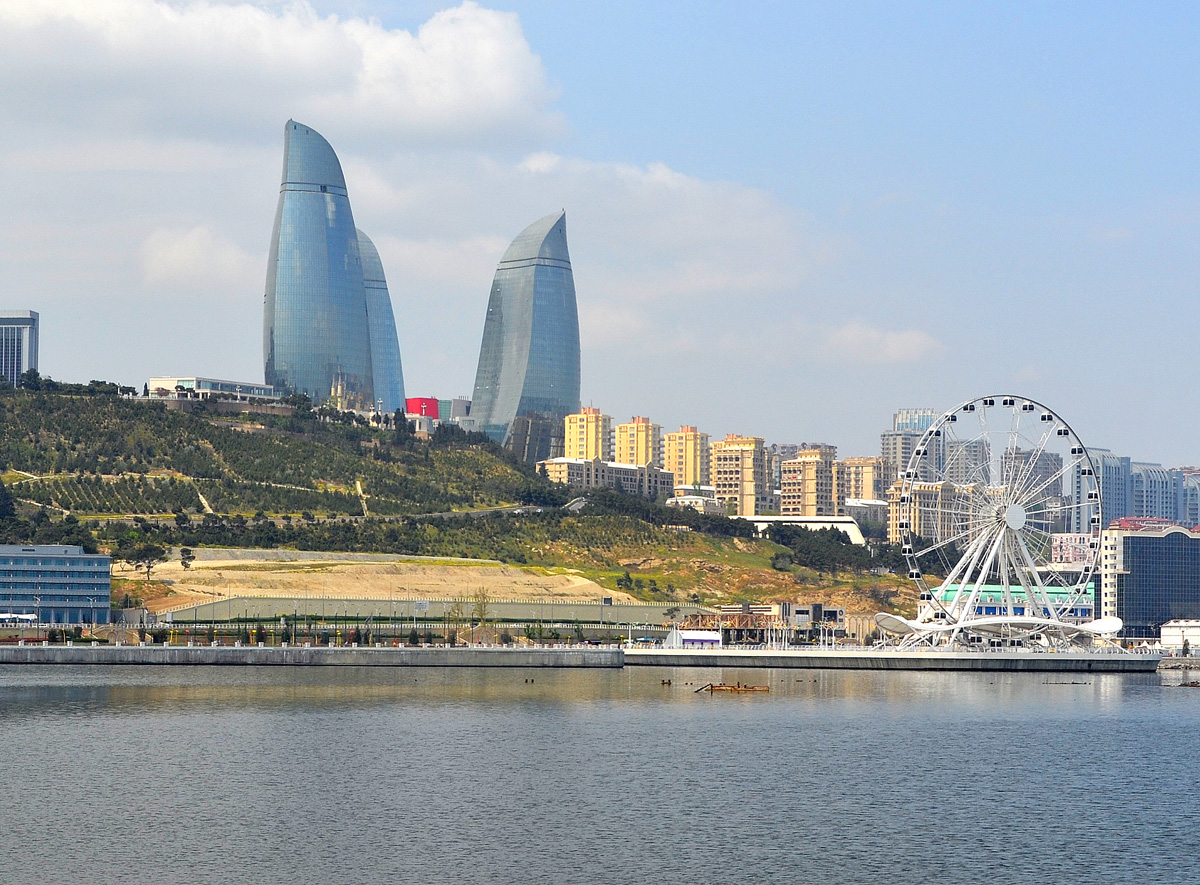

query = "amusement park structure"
875;395;1124;651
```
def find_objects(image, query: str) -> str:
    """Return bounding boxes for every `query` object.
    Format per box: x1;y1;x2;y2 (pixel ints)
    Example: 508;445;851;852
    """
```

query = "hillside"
0;390;915;613
0;391;541;516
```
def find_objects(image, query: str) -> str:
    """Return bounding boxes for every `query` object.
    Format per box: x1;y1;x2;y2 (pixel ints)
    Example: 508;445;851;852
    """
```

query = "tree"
0;479;15;521
471;588;492;642
128;543;167;581
445;601;465;646
393;411;414;444
180;547;195;569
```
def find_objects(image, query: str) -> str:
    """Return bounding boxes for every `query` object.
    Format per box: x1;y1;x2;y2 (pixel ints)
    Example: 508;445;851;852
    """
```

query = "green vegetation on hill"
0;390;914;609
0;391;540;516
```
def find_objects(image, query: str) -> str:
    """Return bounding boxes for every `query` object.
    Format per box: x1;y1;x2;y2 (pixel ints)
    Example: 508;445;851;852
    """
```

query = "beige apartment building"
711;434;776;516
840;456;886;501
613;416;663;467
780;445;842;516
538;458;675;500
887;480;970;543
663;425;710;489
563;407;612;461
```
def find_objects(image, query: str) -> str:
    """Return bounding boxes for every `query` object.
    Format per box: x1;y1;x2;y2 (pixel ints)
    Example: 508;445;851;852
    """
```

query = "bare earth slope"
141;548;632;614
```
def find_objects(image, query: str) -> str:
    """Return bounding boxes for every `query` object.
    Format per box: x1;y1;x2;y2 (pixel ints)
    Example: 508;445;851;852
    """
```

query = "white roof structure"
746;515;867;545
662;628;722;648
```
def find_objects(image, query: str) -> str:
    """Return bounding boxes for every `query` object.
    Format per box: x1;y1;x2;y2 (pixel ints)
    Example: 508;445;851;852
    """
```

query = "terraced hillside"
0;392;539;516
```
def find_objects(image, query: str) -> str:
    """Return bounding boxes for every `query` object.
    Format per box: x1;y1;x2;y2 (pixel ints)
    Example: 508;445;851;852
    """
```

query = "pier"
624;647;1162;672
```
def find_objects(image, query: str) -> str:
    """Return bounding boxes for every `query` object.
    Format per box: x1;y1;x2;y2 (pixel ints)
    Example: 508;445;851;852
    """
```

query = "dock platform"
625;647;1162;672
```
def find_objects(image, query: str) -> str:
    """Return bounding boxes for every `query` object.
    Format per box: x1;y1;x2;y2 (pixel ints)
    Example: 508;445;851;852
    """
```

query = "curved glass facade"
471;211;581;452
357;229;406;413
264;120;374;410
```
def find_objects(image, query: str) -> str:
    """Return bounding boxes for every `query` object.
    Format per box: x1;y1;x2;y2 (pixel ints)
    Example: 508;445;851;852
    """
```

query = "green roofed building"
930;583;1095;623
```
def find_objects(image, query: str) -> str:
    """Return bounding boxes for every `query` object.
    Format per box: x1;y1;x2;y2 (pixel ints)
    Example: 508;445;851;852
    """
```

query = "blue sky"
1;2;1197;464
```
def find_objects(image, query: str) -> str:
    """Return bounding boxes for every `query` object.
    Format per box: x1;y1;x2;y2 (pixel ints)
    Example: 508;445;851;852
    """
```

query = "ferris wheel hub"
1004;503;1027;531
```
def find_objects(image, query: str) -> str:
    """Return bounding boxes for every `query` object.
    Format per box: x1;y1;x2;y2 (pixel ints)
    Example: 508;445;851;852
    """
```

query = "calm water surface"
2;664;1198;884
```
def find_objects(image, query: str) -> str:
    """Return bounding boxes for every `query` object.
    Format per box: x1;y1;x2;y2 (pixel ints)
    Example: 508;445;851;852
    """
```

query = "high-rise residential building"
1179;472;1200;527
0;310;38;387
881;408;945;484
1130;462;1182;521
887;481;967;543
264;120;377;410
664;426;711;489
892;408;939;433
357;229;406;413
563;407;612;461
767;443;802;490
839;456;885;501
711;435;775;516
470;211;581;459
880;430;920;486
780;445;841;516
614;416;662;467
945;439;990;485
1071;448;1132;532
1001;447;1063;499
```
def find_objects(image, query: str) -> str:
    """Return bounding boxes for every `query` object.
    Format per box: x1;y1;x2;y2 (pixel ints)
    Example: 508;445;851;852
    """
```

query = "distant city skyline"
2;2;1198;464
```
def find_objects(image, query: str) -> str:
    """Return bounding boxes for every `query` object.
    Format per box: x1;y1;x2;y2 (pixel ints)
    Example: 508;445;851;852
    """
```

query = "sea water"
1;665;1197;884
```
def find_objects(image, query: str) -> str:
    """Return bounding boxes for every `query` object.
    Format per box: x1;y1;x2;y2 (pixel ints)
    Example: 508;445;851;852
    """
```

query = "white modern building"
1160;620;1200;653
148;376;278;401
662;627;722;649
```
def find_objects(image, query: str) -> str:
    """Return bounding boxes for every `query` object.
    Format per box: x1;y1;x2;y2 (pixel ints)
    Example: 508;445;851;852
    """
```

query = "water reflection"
0;665;1197;885
0;664;1170;715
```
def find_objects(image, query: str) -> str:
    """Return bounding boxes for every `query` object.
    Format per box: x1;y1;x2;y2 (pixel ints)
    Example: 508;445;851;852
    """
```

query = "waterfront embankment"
0;643;623;668
0;643;1166;671
624;647;1162;672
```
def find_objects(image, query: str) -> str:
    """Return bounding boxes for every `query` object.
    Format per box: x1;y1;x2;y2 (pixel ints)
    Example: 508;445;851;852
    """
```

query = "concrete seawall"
0;645;1165;671
0;644;623;668
625;648;1162;672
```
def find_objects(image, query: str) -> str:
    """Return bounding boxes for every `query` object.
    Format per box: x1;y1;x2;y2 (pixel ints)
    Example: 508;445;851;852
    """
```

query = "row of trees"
0;390;537;514
0;479;99;551
766;523;906;576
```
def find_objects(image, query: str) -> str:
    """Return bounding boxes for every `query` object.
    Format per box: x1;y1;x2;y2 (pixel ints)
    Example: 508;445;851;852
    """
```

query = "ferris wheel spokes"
879;395;1113;650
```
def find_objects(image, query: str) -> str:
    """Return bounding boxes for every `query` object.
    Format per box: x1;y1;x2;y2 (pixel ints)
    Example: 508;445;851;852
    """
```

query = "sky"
1;1;1198;465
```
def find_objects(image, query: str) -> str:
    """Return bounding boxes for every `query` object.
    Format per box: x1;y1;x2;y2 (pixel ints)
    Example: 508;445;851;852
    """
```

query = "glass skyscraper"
471;211;581;456
264;120;377;410
357;229;406;413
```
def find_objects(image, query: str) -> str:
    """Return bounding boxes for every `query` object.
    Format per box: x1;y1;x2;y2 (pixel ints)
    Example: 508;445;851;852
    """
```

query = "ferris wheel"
875;395;1121;649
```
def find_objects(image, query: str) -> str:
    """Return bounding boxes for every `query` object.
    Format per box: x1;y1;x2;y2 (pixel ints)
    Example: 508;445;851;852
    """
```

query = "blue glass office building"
357;229;406;413
264;120;375;410
0;545;111;625
471;211;581;452
1109;526;1200;638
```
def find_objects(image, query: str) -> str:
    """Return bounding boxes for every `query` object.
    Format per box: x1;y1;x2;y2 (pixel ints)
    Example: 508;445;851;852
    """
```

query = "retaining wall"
625;648;1162;672
0;644;623;668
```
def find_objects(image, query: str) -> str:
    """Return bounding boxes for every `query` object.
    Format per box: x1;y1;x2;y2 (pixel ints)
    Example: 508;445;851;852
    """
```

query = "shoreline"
0;643;1164;672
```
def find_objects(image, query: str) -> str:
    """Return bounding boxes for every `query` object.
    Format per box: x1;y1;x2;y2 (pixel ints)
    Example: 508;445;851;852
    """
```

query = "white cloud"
140;225;259;294
823;322;942;363
342;151;840;368
0;0;559;147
